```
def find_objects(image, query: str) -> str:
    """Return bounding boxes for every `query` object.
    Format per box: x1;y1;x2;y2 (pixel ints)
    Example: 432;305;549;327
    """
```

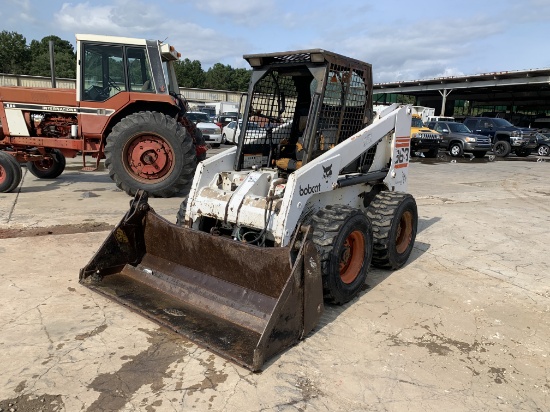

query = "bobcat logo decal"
322;164;332;179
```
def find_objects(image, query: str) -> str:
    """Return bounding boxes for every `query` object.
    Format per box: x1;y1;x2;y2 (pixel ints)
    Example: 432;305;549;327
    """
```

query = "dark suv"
463;117;538;157
427;121;492;158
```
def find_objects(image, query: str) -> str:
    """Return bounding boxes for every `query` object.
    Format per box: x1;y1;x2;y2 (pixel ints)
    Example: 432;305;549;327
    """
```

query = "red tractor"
0;34;207;197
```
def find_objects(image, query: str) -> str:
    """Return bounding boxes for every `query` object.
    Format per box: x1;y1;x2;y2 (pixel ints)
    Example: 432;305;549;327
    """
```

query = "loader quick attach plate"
80;200;323;371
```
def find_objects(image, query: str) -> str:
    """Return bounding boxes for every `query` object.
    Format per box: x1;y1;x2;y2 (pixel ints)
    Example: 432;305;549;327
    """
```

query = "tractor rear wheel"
105;111;196;198
0;151;22;192
312;205;373;305
27;149;66;179
367;191;418;269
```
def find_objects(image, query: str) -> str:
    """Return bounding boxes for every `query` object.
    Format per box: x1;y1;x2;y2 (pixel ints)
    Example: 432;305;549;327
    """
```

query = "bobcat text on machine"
0;34;206;197
81;49;418;371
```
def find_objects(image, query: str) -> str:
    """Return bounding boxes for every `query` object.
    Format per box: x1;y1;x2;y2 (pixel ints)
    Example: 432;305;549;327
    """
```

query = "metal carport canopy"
373;68;550;112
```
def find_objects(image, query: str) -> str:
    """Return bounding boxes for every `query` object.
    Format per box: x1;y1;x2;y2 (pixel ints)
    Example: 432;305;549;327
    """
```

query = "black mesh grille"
270;53;313;65
237;51;374;173
316;63;369;147
239;71;299;168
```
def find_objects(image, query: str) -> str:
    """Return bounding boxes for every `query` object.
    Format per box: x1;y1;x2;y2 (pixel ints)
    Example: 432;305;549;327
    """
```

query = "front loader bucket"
80;191;323;371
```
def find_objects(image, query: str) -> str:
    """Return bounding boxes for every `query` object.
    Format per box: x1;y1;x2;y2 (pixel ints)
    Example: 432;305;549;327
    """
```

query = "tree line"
0;30;251;92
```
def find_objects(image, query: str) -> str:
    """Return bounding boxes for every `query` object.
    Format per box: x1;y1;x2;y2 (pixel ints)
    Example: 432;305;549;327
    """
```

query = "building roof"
373;68;550;110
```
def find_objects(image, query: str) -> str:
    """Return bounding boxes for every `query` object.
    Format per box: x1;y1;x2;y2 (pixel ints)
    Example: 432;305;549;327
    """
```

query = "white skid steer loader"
81;50;417;371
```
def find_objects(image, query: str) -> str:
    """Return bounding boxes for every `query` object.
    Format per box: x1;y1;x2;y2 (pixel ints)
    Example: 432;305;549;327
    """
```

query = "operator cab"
76;34;181;102
235;49;374;176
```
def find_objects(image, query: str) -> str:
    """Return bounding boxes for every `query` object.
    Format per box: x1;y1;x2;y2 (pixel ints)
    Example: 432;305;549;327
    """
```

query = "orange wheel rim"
123;134;175;183
339;230;365;284
0;164;6;184
396;211;413;254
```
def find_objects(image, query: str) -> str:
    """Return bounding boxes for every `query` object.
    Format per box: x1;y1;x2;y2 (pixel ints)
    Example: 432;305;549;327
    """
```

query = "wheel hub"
125;135;174;182
33;157;54;172
339;230;365;284
396;211;413;254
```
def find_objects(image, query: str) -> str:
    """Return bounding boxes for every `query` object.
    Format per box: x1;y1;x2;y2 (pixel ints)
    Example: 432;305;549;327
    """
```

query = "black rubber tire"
449;142;463;157
514;148;531;157
0;151;22;192
193;128;207;161
212;143;221;148
367;191;418;270
538;144;550;156
311;205;373;305
27;149;66;179
105;111;197;198
473;151;487;158
493;140;511;157
425;148;439;158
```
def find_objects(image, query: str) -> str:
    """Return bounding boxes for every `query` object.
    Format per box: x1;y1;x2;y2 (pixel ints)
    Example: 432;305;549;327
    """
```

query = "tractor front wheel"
0;151;22;192
312;205;373;305
27;149;66;179
105;111;196;197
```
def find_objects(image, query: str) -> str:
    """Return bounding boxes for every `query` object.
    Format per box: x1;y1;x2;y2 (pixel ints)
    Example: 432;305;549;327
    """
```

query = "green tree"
396;94;415;104
232;68;251;92
28;36;76;78
0;31;30;74
204;63;233;90
204;63;251;92
175;58;205;88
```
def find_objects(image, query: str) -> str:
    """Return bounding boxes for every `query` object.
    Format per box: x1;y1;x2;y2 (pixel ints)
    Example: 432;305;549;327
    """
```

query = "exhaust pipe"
49;40;56;88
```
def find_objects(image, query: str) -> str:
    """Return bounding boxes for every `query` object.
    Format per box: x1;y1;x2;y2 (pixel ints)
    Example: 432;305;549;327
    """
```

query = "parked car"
222;120;262;144
216;113;239;130
185;112;222;147
426;121;492;158
463;117;538;157
530;117;550;134
535;132;550;156
410;115;442;157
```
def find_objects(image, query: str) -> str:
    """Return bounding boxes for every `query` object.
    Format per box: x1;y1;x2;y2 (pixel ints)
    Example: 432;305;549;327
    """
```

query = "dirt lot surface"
0;151;549;411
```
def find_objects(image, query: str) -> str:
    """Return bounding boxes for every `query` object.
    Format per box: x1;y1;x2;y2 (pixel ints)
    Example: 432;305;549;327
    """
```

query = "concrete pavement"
0;153;549;411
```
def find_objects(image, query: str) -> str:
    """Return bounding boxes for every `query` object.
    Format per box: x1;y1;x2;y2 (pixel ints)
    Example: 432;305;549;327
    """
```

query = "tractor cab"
76;34;181;102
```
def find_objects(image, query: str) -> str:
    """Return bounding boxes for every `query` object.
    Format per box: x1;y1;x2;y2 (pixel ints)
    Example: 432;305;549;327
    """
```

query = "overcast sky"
1;0;549;83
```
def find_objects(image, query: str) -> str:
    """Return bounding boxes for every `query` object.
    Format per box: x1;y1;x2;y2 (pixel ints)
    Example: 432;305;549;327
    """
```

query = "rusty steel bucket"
79;191;323;371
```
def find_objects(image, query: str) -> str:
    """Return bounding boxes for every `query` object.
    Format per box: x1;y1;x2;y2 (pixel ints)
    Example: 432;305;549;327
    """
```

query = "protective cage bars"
237;50;375;174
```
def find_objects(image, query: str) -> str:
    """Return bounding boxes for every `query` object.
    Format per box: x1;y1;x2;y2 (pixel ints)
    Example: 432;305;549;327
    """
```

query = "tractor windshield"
81;43;128;101
81;43;154;101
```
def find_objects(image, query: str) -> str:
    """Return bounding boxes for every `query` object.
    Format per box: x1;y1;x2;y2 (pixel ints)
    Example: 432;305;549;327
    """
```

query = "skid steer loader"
81;50;417;371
